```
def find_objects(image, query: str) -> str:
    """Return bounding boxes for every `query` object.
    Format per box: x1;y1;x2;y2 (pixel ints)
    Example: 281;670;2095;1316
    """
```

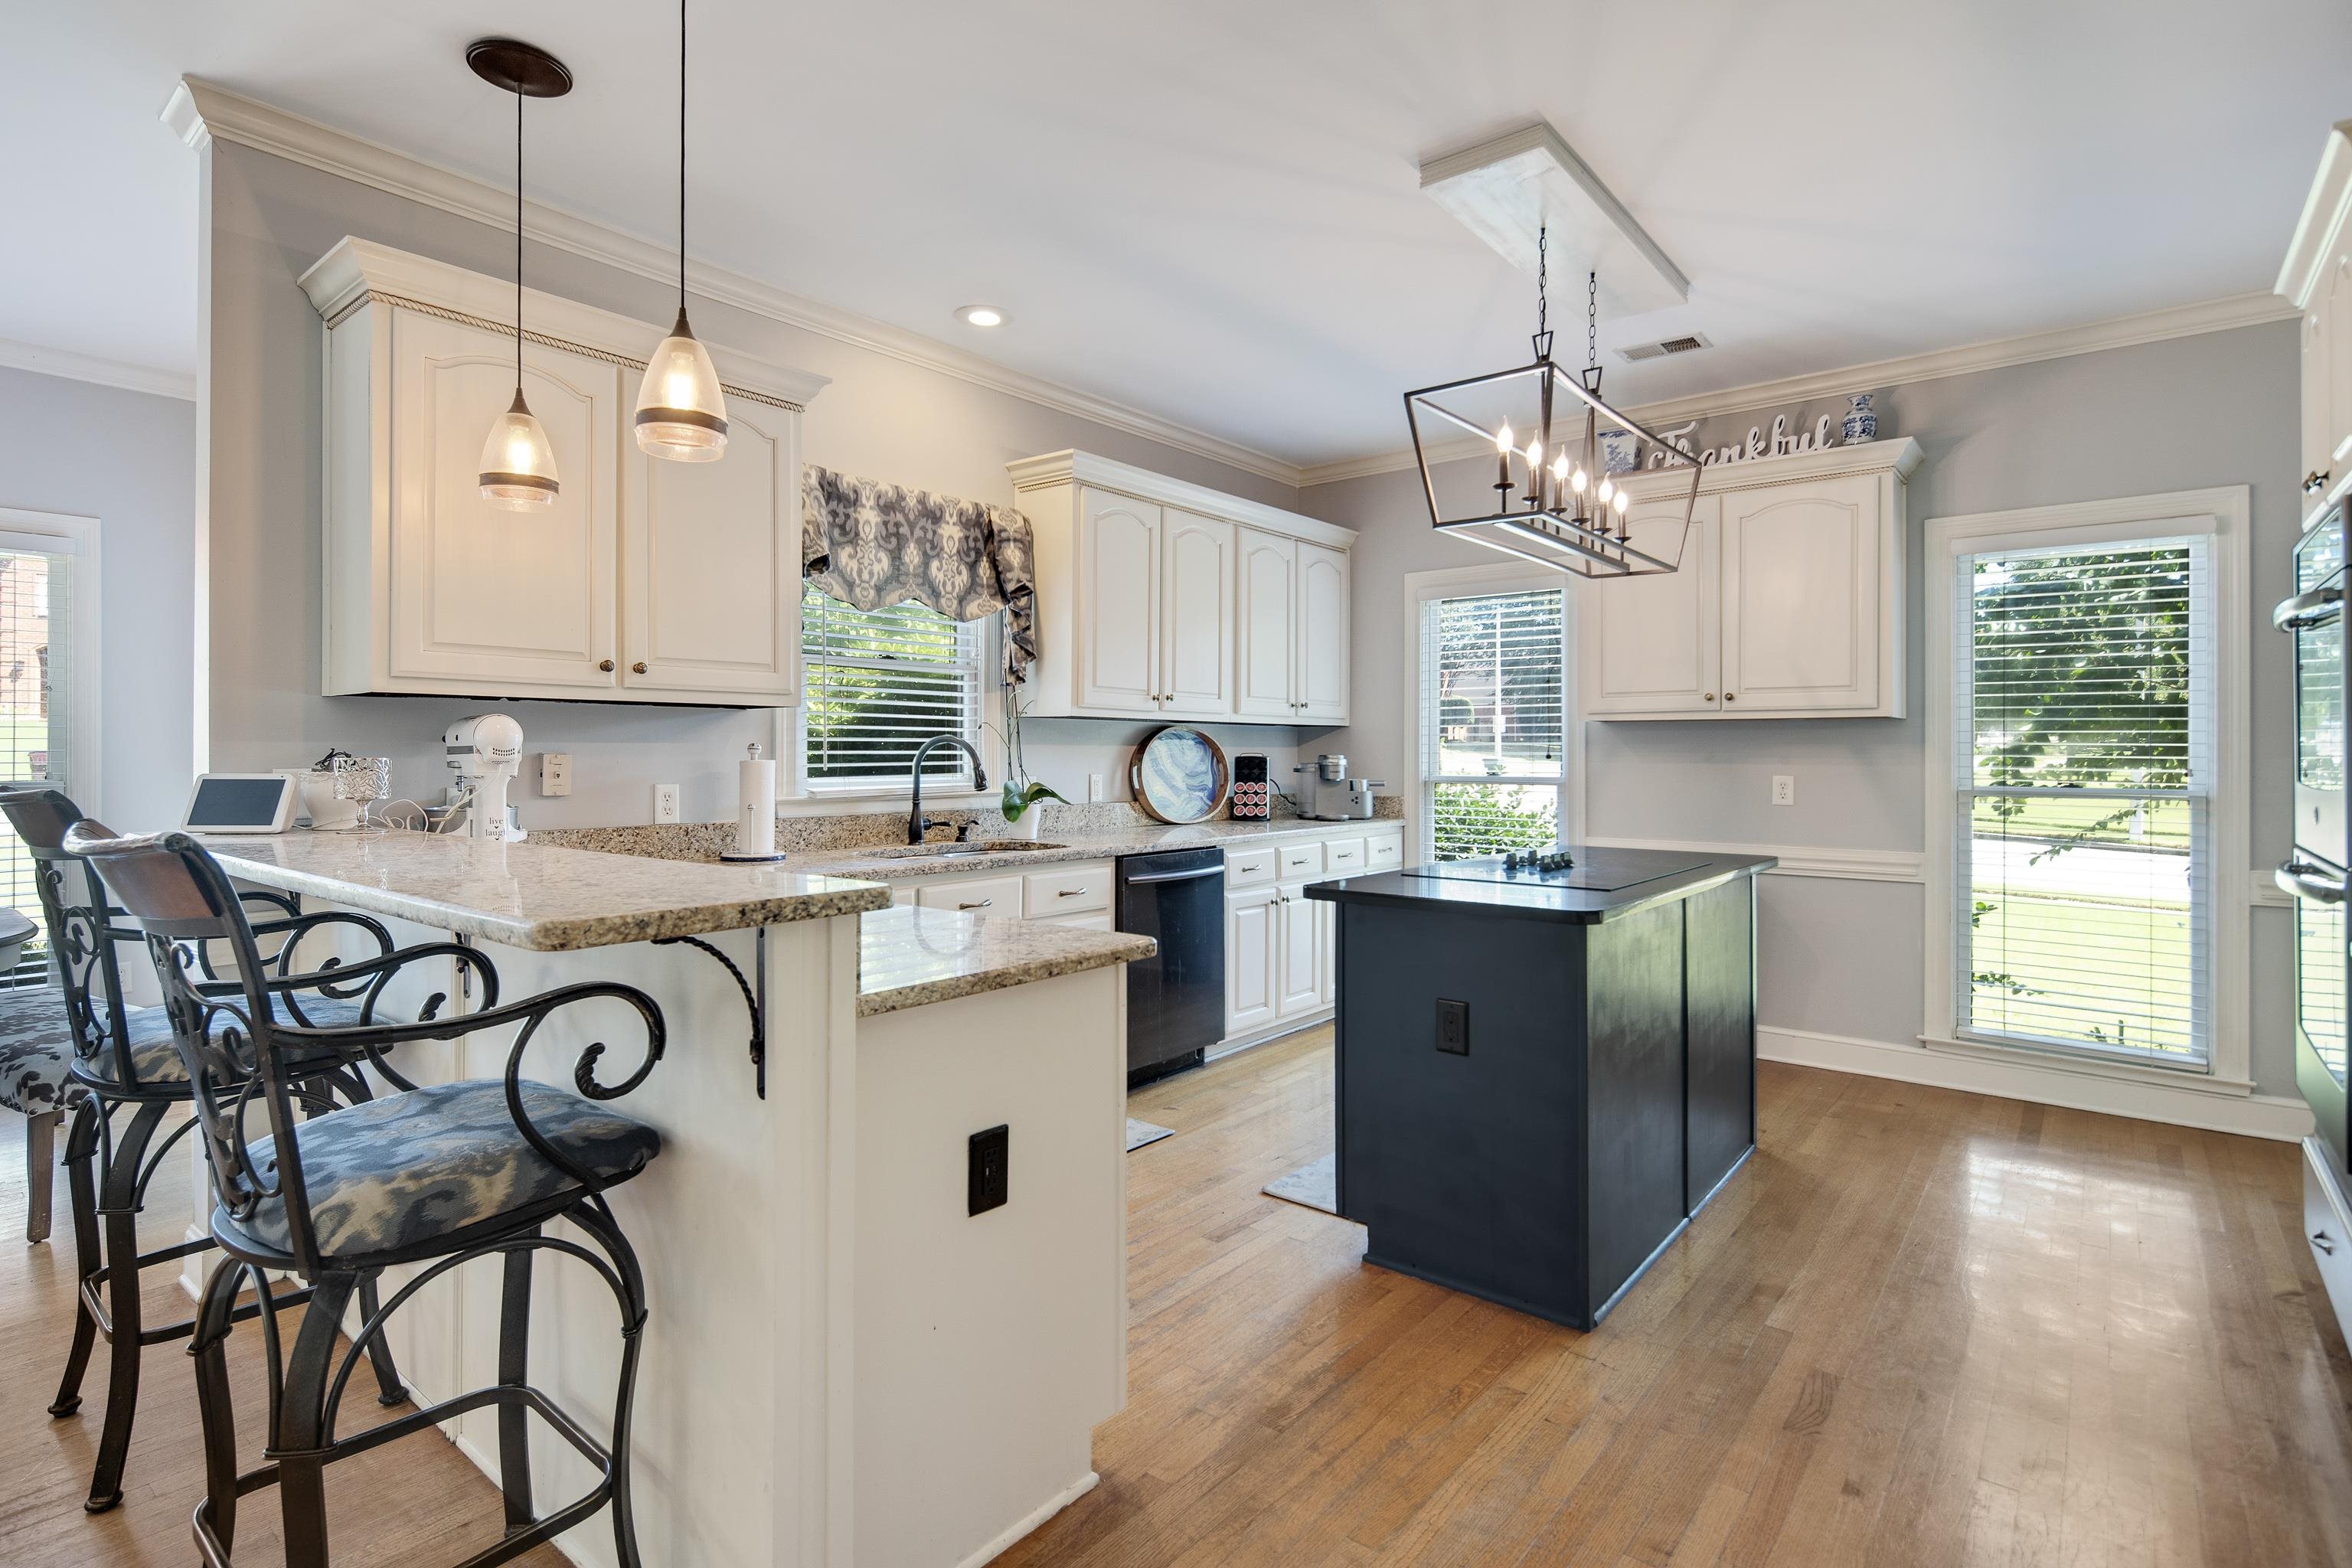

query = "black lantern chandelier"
1404;227;1701;577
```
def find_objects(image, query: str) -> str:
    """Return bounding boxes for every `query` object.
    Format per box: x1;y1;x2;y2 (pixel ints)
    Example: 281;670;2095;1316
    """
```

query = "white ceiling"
5;2;2347;471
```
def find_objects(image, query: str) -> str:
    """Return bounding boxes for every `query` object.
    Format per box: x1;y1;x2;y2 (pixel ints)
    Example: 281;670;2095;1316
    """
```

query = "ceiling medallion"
1403;227;1701;578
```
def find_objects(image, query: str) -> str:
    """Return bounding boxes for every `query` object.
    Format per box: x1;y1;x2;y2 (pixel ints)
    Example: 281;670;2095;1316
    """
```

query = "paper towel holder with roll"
720;741;788;863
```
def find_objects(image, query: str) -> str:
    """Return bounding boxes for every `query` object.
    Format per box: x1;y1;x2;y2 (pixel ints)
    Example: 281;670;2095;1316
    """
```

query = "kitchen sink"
866;841;1069;860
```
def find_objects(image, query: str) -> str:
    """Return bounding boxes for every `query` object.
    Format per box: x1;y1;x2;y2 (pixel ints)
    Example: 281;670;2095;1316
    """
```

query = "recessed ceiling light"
958;305;1006;328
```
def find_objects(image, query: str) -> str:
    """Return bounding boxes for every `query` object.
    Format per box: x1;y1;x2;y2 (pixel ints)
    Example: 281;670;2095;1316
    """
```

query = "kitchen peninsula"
1308;847;1771;1329
193;830;1150;1568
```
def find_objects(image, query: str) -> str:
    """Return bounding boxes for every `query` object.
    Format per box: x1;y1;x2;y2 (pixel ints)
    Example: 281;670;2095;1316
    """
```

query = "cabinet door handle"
2317;1230;2337;1256
1704;692;1716;701
598;658;616;672
632;662;648;675
956;897;993;910
2308;469;2333;495
1724;691;1737;701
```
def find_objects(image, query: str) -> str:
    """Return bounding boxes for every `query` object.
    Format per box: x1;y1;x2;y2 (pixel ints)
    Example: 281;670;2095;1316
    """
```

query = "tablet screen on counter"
185;776;293;830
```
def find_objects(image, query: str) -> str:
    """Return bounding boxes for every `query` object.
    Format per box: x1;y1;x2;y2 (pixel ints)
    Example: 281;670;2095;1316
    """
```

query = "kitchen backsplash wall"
194;138;1312;835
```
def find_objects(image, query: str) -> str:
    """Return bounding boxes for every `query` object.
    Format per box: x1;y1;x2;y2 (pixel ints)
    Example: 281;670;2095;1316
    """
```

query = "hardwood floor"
4;1034;2349;1565
0;1107;565;1567
1001;1028;2352;1568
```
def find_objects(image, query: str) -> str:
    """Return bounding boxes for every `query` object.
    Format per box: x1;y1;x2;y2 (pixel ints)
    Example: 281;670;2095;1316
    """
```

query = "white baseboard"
179;1223;209;1302
957;1472;1099;1568
1759;1024;2315;1142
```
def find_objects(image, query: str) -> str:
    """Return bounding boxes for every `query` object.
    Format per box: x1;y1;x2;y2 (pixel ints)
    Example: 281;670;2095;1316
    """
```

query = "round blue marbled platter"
1132;727;1230;824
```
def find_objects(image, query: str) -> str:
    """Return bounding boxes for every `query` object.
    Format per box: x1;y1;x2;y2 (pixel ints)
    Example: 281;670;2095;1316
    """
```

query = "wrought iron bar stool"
0;788;474;1512
74;825;667;1568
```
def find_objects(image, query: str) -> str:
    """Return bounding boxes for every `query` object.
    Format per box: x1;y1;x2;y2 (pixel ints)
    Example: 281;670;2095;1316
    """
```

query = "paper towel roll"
737;744;776;857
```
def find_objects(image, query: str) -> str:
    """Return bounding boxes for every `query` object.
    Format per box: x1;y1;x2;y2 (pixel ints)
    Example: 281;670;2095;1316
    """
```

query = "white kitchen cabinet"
1576;439;1918;720
2284;123;2352;521
1074;490;1162;713
1225;884;1279;1036
1720;473;1884;715
622;395;800;701
1234;529;1296;720
305;237;826;705
1295;542;1350;722
1160;508;1235;713
1008;452;1356;725
1275;883;1321;1018
1585;497;1721;714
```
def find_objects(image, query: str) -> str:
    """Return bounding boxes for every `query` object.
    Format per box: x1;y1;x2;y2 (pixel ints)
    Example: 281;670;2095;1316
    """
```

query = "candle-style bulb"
1597;478;1614;504
1613;489;1630;514
1552;452;1570;481
1525;437;1542;467
1570;467;1587;494
1496;422;1514;454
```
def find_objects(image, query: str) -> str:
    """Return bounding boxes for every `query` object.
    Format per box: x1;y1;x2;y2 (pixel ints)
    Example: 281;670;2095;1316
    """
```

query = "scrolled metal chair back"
0;788;151;1090
63;827;330;1271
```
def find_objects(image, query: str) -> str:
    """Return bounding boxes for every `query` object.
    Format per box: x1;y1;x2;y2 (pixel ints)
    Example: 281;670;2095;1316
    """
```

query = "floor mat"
1264;1152;1337;1214
1126;1118;1175;1152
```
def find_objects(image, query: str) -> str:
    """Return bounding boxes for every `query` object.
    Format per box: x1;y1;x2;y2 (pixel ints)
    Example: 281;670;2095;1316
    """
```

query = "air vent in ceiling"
1618;332;1713;364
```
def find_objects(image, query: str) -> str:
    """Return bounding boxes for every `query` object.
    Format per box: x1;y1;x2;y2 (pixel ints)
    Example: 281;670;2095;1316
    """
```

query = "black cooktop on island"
1403;847;1713;893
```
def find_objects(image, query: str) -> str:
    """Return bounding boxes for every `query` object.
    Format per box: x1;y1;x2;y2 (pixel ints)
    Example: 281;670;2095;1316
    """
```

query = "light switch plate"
1086;773;1106;803
653;782;680;823
1771;775;1795;806
539;753;573;797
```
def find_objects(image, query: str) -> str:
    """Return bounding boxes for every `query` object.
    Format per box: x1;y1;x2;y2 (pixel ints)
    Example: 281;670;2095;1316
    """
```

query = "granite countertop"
858;905;1156;1018
203;831;891;952
541;805;1406;880
1307;848;1778;926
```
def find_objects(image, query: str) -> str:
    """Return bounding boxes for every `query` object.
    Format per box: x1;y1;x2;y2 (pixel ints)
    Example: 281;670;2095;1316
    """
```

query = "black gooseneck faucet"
906;735;988;844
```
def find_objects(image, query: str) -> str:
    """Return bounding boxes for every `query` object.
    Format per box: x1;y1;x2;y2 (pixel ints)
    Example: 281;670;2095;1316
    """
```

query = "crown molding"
2278;119;2352;307
1007;448;1357;548
1295;289;2301;488
161;77;1305;488
0;335;196;401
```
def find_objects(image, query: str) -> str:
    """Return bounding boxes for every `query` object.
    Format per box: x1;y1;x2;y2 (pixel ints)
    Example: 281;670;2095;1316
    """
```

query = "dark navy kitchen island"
1306;847;1773;1329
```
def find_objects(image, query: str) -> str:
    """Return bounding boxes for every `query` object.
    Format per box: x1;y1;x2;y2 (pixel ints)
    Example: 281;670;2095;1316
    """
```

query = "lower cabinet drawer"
914;874;1024;916
1324;837;1367;874
1025;864;1110;916
1366;832;1403;869
1279;841;1325;880
2306;1147;2352;1349
1227;847;1279;887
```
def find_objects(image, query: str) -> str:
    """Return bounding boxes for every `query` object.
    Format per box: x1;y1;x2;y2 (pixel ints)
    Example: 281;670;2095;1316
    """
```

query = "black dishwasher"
1116;847;1227;1083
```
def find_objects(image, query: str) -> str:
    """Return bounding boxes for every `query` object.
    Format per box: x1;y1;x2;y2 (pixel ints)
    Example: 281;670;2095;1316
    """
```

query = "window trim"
1921;487;2250;1091
0;506;100;818
777;595;1002;809
1403;562;1584;865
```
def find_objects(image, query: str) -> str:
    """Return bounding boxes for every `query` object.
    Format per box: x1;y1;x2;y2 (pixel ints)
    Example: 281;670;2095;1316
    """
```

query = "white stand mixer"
443;714;526;840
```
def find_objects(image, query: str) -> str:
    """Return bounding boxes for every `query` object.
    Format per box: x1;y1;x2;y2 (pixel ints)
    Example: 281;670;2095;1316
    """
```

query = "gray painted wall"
0;363;197;831
198;140;1307;830
1301;321;2305;1095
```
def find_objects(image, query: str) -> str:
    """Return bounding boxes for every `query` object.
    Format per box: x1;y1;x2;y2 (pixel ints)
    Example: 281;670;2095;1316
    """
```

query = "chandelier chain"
1587;271;1598;373
1536;224;1547;341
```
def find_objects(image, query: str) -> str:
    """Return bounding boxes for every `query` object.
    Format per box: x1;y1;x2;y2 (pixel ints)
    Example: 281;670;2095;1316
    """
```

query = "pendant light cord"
514;87;524;388
678;0;688;310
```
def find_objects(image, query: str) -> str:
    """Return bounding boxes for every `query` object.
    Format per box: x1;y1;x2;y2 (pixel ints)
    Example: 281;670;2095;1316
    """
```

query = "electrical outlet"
653;782;680;823
538;753;573;797
1436;998;1470;1055
1771;774;1796;806
968;1124;1009;1215
1086;773;1106;803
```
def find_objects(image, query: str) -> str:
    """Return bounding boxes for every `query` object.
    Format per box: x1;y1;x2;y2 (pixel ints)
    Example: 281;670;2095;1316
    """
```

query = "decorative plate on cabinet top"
1129;727;1230;824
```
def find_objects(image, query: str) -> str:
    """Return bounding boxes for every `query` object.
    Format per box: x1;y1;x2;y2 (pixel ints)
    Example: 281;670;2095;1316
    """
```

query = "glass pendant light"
468;39;573;511
634;0;729;462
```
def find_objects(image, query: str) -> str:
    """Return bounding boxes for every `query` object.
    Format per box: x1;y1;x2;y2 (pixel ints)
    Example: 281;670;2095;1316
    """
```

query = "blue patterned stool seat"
214;1080;662;1263
0;986;82;1116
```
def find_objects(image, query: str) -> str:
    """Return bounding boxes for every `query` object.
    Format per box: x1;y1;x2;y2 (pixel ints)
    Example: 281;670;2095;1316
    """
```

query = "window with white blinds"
1950;536;2212;1067
799;583;985;791
1419;585;1567;861
0;546;71;985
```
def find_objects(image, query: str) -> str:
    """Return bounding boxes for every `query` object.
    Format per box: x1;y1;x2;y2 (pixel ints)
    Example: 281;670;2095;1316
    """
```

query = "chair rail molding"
161;76;1301;488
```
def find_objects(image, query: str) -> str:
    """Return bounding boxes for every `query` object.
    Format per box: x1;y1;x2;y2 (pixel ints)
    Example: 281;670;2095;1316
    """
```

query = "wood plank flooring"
1000;1029;2352;1568
3;1032;2349;1565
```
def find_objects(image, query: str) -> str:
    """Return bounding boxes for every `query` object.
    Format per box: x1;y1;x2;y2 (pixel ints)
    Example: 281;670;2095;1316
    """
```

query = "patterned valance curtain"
799;466;1037;684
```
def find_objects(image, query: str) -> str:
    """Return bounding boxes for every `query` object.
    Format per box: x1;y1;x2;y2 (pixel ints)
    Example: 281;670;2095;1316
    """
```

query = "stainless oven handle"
2272;586;2344;631
2277;859;2350;904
